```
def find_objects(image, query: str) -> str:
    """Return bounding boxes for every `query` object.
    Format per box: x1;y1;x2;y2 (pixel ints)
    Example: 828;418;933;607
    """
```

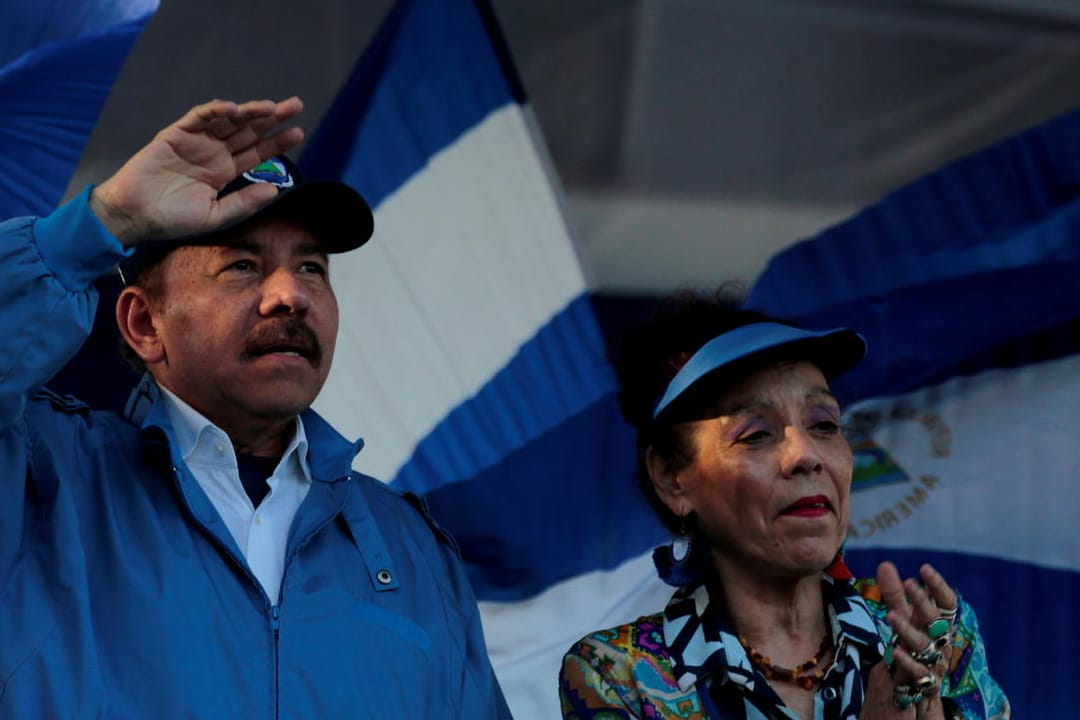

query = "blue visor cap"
651;322;867;420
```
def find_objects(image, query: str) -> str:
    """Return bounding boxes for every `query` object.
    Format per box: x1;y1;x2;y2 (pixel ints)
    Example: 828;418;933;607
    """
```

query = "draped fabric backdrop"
2;1;1075;718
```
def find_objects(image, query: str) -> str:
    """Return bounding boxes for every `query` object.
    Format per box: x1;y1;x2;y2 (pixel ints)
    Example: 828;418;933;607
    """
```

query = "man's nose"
259;268;310;316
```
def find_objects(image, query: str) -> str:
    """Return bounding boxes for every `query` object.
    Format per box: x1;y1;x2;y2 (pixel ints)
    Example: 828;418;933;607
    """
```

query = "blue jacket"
0;189;512;719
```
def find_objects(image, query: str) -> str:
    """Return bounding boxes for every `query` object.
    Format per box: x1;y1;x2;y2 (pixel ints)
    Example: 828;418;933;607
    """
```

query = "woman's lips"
781;495;832;517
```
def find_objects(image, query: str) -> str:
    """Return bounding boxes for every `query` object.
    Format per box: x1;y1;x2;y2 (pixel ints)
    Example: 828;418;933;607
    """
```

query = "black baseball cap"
117;155;374;284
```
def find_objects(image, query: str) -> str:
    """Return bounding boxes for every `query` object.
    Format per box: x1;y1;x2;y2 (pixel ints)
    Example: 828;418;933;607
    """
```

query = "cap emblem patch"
241;158;295;188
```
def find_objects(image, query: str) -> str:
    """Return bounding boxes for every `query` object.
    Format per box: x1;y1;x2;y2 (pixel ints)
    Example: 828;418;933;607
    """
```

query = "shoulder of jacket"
576;612;667;653
401;490;461;555
32;387;90;415
349;473;462;556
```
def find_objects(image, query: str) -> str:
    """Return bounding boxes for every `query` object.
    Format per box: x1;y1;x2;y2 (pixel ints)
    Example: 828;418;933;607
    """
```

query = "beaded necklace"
737;633;832;690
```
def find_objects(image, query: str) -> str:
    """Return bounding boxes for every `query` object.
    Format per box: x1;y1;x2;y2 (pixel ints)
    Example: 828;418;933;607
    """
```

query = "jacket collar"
125;373;365;483
297;408;364;481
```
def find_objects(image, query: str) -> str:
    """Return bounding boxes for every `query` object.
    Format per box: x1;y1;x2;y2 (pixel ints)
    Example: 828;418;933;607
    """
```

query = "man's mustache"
242;317;322;366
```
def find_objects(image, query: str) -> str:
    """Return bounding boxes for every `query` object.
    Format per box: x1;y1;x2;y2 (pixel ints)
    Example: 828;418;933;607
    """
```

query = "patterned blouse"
559;573;1010;719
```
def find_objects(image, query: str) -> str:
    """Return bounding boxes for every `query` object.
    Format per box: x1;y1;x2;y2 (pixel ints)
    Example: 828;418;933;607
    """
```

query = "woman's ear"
116;287;165;365
646;446;691;519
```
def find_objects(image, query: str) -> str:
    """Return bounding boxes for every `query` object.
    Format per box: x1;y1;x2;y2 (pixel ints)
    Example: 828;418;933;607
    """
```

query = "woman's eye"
812;420;841;435
737;429;771;444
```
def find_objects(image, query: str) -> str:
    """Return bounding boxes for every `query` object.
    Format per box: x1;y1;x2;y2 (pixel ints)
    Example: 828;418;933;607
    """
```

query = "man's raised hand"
90;97;304;246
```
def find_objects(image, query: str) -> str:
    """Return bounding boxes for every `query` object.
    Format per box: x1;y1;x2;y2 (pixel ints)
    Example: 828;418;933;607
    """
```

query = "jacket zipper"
267;484;346;720
272;604;281;720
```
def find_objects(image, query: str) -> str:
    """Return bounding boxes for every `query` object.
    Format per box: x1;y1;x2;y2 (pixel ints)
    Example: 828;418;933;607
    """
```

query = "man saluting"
0;97;511;719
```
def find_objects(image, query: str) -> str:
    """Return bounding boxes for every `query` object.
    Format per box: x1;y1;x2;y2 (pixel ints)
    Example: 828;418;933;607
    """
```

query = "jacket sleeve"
940;596;1011;719
0;186;128;428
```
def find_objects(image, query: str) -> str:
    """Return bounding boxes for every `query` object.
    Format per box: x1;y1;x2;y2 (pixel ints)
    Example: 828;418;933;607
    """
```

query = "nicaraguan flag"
747;107;1080;718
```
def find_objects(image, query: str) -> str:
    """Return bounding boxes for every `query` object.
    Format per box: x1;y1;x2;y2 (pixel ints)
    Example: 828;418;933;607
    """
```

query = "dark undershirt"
235;453;278;507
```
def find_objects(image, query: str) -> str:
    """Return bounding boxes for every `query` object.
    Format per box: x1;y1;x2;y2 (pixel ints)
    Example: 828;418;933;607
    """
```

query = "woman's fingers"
876;561;911;616
920;564;958;613
903;577;938;628
875;563;959;717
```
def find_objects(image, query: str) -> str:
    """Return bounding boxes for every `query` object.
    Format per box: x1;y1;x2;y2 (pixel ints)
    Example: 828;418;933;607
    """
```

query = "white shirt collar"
156;385;312;484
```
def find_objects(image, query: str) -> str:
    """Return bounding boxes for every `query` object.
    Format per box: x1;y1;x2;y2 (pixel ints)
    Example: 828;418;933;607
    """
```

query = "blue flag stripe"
421;389;666;601
0;14;153;218
301;0;520;207
750;107;1080;313
393;295;615;493
747;110;1080;404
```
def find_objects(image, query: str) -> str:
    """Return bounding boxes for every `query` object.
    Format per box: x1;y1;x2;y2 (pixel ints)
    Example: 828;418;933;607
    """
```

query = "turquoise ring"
893;685;925;709
927;617;951;640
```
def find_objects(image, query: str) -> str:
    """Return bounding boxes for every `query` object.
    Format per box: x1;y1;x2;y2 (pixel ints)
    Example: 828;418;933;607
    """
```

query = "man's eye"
226;259;256;272
300;262;327;275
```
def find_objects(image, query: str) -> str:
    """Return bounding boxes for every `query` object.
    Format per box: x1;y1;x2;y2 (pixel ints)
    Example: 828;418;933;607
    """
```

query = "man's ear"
645;446;691;519
116;287;165;365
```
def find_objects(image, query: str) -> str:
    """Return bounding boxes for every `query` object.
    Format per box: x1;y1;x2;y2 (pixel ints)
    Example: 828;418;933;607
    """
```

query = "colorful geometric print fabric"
562;615;704;719
559;573;1010;719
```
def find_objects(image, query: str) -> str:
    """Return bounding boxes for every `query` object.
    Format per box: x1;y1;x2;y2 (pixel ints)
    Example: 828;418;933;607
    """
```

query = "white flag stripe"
315;104;587;481
845;352;1080;573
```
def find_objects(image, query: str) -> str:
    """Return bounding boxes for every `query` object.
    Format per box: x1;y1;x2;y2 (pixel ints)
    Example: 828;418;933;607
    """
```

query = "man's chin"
246;381;322;417
246;401;315;427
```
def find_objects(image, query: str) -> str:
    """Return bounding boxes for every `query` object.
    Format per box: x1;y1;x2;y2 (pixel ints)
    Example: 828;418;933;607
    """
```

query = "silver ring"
914;673;938;694
936;606;958;620
893;685;925;709
913;642;943;667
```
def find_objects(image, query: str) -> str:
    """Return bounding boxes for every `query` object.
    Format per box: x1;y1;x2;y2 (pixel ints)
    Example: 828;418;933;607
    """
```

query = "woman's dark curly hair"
611;287;785;534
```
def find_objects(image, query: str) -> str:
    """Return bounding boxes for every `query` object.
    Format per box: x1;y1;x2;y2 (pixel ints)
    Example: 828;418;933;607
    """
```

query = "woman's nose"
781;427;824;477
